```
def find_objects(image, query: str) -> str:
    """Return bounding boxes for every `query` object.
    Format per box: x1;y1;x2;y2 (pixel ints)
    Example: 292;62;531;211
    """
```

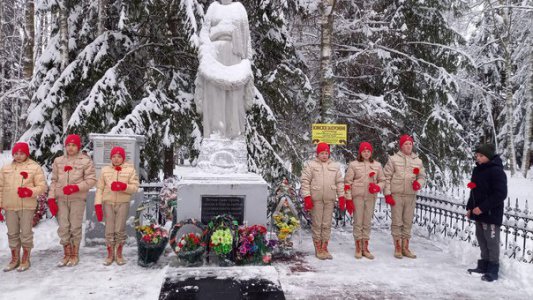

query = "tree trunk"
98;0;109;35
163;146;174;179
23;0;34;79
59;2;69;132
522;53;533;177
318;0;336;123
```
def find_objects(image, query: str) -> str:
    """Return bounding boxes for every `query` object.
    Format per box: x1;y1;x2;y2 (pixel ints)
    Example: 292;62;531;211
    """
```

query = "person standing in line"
301;142;345;260
383;134;426;259
48;134;96;267
345;142;385;260
95;146;139;266
0;142;47;272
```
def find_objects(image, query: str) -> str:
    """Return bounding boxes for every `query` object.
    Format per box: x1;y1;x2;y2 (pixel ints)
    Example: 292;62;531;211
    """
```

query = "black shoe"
467;259;488;274
481;262;499;282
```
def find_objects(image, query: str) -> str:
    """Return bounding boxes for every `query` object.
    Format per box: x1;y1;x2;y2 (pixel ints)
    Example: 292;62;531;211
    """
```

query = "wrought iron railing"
332;188;533;263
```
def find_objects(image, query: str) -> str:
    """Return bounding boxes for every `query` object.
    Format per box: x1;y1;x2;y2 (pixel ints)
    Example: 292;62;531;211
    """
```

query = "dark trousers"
475;221;500;263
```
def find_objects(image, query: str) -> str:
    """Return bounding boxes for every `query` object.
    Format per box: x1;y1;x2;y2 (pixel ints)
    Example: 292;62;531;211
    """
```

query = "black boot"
467;259;489;274
481;262;499;282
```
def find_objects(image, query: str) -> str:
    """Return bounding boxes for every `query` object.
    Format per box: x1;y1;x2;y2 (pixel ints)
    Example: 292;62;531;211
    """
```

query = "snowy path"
1;220;532;300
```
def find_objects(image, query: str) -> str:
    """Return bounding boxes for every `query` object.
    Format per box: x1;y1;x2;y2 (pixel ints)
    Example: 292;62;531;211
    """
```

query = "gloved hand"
346;200;355;215
47;198;58;216
63;185;80;195
368;183;381;194
304;196;313;211
111;181;127;191
0;209;4;222
412;180;421;191
338;196;346;211
95;204;103;222
17;187;33;198
385;194;396;206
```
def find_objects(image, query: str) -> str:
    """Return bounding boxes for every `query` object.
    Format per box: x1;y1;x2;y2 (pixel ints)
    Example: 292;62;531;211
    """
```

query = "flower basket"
135;224;168;267
169;219;207;267
206;214;239;266
235;224;275;265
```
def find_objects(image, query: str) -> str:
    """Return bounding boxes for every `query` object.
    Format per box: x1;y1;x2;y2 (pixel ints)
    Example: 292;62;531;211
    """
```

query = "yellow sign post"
311;124;347;145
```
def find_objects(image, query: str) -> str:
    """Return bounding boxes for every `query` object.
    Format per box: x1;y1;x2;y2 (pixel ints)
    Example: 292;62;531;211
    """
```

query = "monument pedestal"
176;167;268;226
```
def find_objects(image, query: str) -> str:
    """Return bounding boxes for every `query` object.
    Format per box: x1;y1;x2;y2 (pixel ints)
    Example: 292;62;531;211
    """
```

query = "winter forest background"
0;0;532;187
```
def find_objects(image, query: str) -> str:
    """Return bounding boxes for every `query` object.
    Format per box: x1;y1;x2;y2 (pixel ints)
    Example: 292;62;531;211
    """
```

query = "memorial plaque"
201;196;245;224
89;134;145;177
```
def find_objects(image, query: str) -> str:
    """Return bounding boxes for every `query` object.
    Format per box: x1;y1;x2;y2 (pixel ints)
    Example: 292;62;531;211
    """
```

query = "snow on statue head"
194;0;253;173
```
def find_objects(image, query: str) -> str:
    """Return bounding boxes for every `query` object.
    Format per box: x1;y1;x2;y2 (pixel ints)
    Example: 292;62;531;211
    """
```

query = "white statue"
195;0;254;139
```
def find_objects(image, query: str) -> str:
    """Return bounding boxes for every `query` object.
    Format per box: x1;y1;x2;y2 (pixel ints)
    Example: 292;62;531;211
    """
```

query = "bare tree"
318;0;336;122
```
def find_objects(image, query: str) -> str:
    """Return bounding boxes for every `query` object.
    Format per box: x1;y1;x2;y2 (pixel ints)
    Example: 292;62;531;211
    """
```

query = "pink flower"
369;172;376;177
20;172;29;179
115;166;122;172
64;166;73;172
413;168;420;175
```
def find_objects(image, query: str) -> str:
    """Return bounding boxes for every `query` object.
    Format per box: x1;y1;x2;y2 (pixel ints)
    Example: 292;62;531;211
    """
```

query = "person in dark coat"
466;143;507;282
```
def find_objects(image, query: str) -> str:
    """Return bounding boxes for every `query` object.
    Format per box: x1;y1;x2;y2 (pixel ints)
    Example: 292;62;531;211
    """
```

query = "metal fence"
348;189;533;263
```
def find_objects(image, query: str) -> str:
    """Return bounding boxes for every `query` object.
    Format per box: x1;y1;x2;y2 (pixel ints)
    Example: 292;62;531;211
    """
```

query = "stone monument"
177;0;267;226
84;133;145;245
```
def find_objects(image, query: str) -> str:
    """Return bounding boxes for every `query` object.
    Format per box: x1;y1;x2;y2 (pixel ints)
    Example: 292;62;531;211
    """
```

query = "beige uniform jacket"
95;163;139;205
383;151;426;195
49;153;97;201
0;159;47;210
300;159;344;202
344;160;385;200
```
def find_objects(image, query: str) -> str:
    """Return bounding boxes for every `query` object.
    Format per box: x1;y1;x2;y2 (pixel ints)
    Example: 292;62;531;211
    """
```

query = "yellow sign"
311;124;347;145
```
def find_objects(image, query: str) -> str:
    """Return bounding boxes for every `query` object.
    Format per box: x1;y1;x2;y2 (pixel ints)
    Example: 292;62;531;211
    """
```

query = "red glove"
47;198;58;217
0;209;4;222
338;196;346;211
412;180;421;191
344;184;351;192
385;194;396;206
304;196;313;211
63;185;80;195
368;183;381;194
346;200;355;215
95;204;103;222
111;181;127;191
17;187;33;198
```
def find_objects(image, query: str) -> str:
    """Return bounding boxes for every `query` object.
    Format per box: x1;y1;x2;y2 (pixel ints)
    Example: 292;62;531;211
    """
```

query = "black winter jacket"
466;155;508;226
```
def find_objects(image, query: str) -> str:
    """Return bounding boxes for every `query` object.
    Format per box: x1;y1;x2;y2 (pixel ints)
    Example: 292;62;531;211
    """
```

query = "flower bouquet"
135;224;168;267
169;219;207;267
235;224;275;265
273;211;300;250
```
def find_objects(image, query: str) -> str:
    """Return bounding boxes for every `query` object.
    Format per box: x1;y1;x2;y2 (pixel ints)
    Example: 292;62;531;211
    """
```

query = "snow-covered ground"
1;219;532;300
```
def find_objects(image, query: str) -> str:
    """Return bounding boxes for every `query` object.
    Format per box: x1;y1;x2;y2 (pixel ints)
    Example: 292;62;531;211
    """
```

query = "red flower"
115;166;122;172
369;172;376;177
413;168;420;175
20;172;29;179
64;166;73;172
467;182;477;189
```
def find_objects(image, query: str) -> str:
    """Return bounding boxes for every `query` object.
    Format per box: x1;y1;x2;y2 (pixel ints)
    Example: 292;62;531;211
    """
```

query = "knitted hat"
399;134;414;147
475;144;495;160
359;141;373;154
110;146;126;160
12;142;30;157
316;142;330;155
65;134;81;149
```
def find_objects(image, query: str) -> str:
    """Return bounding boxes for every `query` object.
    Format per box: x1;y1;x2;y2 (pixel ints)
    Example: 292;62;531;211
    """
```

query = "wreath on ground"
206;214;239;266
169;218;207;267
